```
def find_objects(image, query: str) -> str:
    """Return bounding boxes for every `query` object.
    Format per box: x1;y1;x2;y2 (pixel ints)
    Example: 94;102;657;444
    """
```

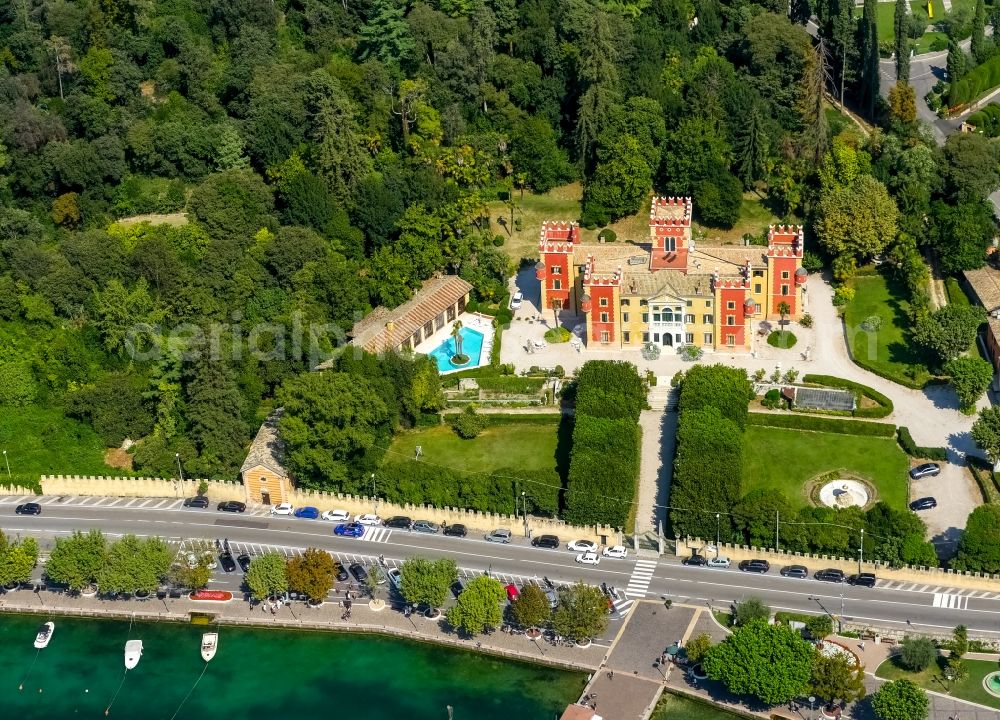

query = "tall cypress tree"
948;39;970;83
894;0;909;84
971;0;989;63
859;0;881;118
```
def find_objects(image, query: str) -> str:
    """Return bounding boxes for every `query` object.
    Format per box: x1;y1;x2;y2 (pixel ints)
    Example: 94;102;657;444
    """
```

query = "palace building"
536;197;807;352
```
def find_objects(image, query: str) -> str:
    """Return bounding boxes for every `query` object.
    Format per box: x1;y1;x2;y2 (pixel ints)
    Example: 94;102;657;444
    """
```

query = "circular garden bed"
767;330;797;349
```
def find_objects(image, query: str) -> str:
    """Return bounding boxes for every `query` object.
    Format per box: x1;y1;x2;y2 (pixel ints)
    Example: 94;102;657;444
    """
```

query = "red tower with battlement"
582;255;621;344
538;221;579;315
766;224;804;317
648;196;693;272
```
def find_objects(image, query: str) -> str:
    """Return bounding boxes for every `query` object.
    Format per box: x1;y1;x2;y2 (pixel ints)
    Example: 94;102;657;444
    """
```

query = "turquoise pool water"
427;327;485;372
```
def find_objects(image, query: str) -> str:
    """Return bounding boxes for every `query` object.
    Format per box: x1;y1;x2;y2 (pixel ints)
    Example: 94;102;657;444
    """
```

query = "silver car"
485;528;512;544
412;520;440;534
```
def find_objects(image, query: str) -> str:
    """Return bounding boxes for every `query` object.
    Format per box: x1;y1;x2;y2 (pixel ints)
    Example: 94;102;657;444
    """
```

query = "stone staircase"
647;384;678;412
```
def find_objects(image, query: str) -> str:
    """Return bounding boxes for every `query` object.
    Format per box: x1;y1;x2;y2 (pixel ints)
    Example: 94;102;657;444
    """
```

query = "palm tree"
451;320;464;359
777;301;791;331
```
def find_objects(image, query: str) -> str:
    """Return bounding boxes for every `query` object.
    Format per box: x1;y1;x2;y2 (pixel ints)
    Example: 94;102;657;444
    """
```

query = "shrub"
799;313;814;328
747;412;896;437
802;251;824;272
833;286;855;306
733;597;770;626
767;330;797;349
861;315;883;332
679;344;704;361
492;235;505;247
597;228;617;242
475;376;546;394
899;636;937;672
896;426;948;461
453;406;487;439
762;389;782;409
805;614;833;639
685;633;713;663
543;326;571;343
641;342;661;360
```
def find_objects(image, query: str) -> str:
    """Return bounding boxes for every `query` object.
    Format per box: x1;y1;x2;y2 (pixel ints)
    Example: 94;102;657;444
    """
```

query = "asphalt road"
5;498;1000;638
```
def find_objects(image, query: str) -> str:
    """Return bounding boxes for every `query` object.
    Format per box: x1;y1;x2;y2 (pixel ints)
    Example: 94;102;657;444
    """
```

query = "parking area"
908;460;981;556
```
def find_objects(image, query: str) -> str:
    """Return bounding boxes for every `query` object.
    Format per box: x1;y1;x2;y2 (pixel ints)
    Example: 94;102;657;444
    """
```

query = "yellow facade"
242;465;292;506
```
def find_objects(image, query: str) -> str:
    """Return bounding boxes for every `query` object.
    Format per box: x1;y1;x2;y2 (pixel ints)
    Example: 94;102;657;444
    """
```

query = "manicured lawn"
743;426;909;509
693;192;793;244
387;422;563;476
488;184;583;262
844;273;933;387
651;691;749;720
914;30;949;53
0;404;127;483
876;655;1000;709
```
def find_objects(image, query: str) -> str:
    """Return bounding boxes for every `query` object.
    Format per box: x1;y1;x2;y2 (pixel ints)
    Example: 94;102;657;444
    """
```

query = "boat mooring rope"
17;649;40;691
104;668;128;716
167;663;209;720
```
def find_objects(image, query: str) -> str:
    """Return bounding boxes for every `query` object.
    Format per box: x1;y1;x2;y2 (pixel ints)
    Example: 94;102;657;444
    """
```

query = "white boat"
33;622;54;649
124;639;143;669
200;632;218;662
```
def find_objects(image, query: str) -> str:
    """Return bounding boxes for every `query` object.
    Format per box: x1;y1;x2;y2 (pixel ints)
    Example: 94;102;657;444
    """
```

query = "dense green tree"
899;636;937;671
582;135;655;224
304;72;373;203
859;0;881;117
98;535;171;594
661;116;731;195
929;199;997;274
894;0;909;83
44;530;108;591
733;102;769;189
188;170;275;242
971;0;991;63
816;176;898;262
246;551;288;600
359;0;416;69
944;356;993;413
576;11;622;174
953;503;1000;573
946;39;971;83
185;358;249;478
871;679;928;720
810;651;866;710
0;361;37;407
0;534;38;587
399;557;459;610
510;117;574;193
733;597;770;626
703;620;814;705
552;582;609;642
912;305;985;365
446;575;505;636
939;133;1000;203
510;583;552;629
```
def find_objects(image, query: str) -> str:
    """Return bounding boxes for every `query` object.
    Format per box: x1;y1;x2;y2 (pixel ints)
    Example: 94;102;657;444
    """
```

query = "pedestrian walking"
859;641;866;652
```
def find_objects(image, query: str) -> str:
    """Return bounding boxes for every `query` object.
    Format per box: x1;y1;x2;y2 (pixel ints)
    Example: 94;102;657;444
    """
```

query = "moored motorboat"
33;622;54;649
200;632;218;662
124;639;143;669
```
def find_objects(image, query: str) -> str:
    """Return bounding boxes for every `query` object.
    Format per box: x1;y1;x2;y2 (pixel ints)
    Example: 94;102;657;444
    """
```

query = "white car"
602;545;628;559
576;551;601;566
485;528;512;543
321;509;350;522
356;514;381;526
387;568;403;591
510;291;523;310
568;539;598;552
270;503;294;516
707;556;731;569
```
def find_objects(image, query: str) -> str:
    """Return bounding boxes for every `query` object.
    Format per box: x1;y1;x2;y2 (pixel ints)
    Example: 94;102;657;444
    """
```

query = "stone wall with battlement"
17;476;616;545
677;536;1000;592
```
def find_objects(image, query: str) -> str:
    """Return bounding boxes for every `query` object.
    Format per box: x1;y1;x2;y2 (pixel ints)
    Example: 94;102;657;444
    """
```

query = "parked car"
780;565;809;579
356;514;381;526
909;463;941;480
219;553;237;573
14;502;41;515
293;506;319;519
321;509;351;522
510;291;523;310
545;588;559;609
216;501;246;513
602;545;628;559
504;584;520;602
682;555;707;566
412;520;440;534
849;573;877;588
183;496;209;508
387;568;403;591
568;539;599;552
576;551;601;565
485;528;512;544
738;559;770;573
815;568;846;583
237;554;252;573
270;503;294;516
384;516;413;529
334;522;365;538
348;563;368;583
910;497;937;511
443;523;467;538
451;580;465;599
707;556;731;569
531;534;560;549
334;563;349;582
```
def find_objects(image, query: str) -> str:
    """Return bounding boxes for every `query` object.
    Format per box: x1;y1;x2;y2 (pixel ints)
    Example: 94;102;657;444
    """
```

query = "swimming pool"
427;327;485;372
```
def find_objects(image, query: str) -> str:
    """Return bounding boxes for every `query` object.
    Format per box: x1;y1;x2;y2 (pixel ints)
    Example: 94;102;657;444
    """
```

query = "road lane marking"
933;592;969;610
625;560;658;597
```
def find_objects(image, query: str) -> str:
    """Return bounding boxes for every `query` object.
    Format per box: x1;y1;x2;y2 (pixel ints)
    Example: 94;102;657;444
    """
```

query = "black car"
910;497;937;511
217;501;246;513
14;502;41;515
682;555;708;566
237;554;252;573
850;573;877;588
219;553;237;573
383;516;412;529
348;563;368;583
780;564;809;579
815;568;846;583
738;559;770;573
451;579;466;598
909;463;941;480
334;563;349;582
183;496;209;508
531;534;560;549
443;523;467;538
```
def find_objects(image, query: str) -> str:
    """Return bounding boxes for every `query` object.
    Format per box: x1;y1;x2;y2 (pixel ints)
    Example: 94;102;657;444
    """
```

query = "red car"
505;584;520;602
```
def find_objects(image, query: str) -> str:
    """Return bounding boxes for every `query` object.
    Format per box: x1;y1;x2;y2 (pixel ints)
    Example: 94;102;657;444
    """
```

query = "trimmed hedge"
444;412;562;426
950;53;1000;108
801;374;893;419
896;426;948;462
747;412;896;437
475;376;547;394
967;456;1000;504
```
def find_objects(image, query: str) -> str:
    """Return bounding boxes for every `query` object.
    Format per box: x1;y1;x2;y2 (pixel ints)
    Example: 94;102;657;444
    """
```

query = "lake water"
0;614;584;718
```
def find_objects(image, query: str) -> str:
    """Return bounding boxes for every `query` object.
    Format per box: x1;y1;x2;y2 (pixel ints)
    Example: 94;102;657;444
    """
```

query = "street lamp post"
808;696;816;718
371;473;377;513
859;528;865;574
715;513;720;556
2;450;9;478
175;453;184;497
521;491;529;538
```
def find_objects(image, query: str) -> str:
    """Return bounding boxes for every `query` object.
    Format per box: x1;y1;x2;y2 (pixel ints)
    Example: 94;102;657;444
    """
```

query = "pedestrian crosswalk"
625;559;658;597
932;592;970;610
361;526;392;543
